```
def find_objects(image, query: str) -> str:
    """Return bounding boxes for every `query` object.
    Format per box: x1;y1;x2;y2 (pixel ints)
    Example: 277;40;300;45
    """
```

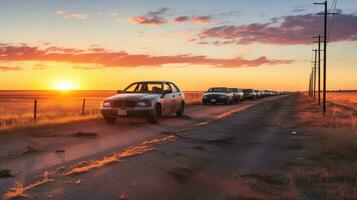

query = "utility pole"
313;49;318;100
308;72;311;96
322;1;327;113
314;0;338;114
317;35;321;105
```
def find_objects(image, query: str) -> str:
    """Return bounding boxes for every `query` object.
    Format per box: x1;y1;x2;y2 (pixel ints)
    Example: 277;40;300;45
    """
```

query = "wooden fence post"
34;99;37;121
82;98;86;115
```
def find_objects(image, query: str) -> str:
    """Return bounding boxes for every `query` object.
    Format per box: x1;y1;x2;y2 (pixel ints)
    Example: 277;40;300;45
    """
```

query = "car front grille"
112;100;136;108
206;94;222;99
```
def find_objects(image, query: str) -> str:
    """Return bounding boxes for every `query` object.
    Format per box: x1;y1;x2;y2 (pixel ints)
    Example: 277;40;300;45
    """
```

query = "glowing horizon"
0;0;356;91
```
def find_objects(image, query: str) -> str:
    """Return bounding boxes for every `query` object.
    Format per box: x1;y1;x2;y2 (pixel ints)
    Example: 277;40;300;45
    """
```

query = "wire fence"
0;90;203;130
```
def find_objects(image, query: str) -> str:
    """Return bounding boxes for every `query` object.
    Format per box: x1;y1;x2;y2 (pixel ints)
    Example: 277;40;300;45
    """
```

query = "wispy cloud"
171;15;213;24
293;8;306;13
109;12;119;16
0;43;294;69
129;8;169;25
55;10;88;20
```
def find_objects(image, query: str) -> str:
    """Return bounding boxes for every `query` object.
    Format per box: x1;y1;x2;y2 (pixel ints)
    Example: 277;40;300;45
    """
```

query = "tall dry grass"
297;92;357;157
293;92;357;199
0;90;203;131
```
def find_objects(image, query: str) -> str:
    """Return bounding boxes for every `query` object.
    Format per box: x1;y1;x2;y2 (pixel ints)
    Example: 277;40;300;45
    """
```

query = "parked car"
229;88;244;103
264;90;270;97
100;81;185;124
202;87;234;105
243;89;257;100
260;90;267;97
255;90;262;98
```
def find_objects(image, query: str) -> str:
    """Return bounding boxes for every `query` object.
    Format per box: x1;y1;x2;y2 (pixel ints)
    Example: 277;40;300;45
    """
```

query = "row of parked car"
100;81;285;124
202;87;282;105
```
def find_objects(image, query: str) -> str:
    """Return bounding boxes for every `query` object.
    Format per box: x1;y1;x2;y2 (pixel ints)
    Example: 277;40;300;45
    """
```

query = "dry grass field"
327;92;357;105
294;92;357;198
0;90;203;131
299;92;357;128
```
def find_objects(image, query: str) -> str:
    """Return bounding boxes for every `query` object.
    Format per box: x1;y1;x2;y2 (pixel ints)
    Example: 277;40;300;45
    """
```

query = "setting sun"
54;80;77;91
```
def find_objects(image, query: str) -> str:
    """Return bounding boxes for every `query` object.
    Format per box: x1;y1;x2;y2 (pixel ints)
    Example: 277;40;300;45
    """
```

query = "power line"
313;0;339;114
328;0;338;41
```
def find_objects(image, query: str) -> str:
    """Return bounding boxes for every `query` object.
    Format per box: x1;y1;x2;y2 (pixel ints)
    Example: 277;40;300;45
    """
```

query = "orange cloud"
192;16;212;24
0;66;22;71
0;43;294;69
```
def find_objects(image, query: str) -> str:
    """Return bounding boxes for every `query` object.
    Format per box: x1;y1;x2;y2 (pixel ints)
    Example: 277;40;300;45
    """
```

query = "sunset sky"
0;0;356;91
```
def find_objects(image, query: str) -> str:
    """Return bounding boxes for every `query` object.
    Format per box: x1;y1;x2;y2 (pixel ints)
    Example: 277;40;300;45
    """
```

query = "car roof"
209;87;228;89
132;81;173;84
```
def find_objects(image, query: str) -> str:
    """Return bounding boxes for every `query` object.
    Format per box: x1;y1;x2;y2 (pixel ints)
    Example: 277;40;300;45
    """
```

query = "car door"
169;83;181;112
227;88;233;101
162;83;175;115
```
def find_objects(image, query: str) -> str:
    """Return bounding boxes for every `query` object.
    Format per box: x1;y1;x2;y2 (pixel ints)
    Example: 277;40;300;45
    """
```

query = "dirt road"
0;94;300;199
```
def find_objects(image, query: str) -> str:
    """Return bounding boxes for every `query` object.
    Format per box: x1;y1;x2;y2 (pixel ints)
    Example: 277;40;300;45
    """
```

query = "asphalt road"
0;94;298;199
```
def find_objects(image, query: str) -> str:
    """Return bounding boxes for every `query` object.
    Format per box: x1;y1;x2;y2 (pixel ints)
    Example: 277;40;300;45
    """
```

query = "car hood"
204;92;228;96
105;93;160;101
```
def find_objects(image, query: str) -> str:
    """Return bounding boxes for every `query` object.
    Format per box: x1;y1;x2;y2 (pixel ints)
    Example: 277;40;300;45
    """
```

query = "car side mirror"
117;90;122;94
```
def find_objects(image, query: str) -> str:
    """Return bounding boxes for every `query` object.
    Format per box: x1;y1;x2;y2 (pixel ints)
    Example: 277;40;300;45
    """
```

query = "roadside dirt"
0;94;303;200
0;99;273;177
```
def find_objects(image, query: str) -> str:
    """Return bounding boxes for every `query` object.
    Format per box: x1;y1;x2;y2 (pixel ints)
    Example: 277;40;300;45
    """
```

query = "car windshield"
243;89;253;93
208;88;228;93
123;82;163;93
230;88;238;92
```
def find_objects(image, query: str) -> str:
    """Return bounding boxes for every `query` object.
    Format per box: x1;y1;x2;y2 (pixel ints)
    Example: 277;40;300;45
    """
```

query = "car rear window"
208;88;228;93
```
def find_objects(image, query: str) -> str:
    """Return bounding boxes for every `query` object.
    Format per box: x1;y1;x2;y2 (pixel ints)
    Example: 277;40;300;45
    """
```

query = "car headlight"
220;95;227;99
102;101;111;107
137;101;152;107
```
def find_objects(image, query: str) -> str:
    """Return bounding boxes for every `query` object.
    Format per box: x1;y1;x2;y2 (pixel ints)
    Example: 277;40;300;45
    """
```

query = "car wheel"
104;116;116;124
148;104;161;124
176;102;185;117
